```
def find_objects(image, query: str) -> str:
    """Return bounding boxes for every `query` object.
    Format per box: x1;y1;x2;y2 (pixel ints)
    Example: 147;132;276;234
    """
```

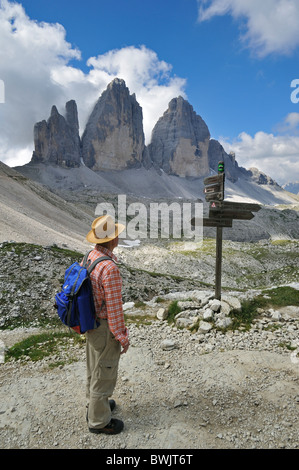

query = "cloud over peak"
0;1;186;166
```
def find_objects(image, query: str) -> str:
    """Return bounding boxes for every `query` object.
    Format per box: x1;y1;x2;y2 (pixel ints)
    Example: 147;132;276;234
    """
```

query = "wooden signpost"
192;161;261;300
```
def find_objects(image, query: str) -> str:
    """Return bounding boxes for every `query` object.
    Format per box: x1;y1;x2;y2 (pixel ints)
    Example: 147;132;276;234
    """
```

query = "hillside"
12;160;299;242
0;161;92;251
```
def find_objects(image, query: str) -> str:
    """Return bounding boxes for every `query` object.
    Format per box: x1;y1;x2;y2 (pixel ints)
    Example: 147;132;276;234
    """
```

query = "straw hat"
86;215;125;244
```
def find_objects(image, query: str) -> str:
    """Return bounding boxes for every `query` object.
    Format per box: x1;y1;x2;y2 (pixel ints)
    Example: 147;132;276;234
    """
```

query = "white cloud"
220;128;299;185
86;46;186;140
0;1;186;167
197;0;299;57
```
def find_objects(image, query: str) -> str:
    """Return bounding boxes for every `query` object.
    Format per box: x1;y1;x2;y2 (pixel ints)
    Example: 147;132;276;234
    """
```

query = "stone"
221;295;242;312
216;317;232;329
209;299;221;312
279;306;299;320
271;310;282;321
123;302;135;311
157;308;167;321
177;300;199;310
176;317;195;329
220;301;232;316
203;308;214;321
198;321;213;334
161;339;178;350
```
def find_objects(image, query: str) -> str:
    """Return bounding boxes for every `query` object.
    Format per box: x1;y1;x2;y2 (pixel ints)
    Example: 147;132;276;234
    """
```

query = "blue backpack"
55;252;111;334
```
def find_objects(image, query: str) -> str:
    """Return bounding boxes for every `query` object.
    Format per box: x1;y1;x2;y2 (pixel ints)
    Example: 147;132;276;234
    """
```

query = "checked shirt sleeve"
102;263;129;349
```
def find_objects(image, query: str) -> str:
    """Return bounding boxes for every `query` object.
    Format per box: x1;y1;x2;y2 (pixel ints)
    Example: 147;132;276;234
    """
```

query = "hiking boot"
89;418;124;435
109;399;116;412
86;400;116;422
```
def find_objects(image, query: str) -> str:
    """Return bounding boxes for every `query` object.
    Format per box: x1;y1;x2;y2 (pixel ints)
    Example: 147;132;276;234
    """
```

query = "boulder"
157;308;167;321
198;320;213;334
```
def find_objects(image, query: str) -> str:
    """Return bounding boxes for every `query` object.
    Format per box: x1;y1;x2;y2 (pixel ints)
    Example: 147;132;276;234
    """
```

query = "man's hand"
120;343;129;355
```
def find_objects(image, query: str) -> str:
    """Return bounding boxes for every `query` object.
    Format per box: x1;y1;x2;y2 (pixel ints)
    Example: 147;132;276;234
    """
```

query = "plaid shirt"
84;245;129;349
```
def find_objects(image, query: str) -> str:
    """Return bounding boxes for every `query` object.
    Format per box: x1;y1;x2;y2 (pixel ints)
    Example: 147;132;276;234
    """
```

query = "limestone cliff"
31;100;81;167
29;79;266;186
81;78;146;171
208;140;240;183
148;96;210;177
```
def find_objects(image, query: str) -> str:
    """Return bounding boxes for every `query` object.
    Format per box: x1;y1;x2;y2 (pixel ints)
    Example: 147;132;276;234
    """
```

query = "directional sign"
203;218;233;228
205;191;224;202
191;217;233;228
209;209;255;220
209;200;261;221
204;173;225;202
201;162;261;301
203;174;224;186
204;183;221;194
209;201;261;213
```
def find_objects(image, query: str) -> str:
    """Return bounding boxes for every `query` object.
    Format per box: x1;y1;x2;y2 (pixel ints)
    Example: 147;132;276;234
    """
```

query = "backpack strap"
87;255;113;275
82;250;92;268
85;255;113;329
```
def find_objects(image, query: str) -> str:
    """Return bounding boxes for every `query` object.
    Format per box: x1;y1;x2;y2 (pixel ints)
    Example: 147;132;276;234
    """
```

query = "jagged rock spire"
32;100;81;168
81;78;146;171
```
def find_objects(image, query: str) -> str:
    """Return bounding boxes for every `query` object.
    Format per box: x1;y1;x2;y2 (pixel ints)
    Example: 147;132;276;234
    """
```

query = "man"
84;215;129;435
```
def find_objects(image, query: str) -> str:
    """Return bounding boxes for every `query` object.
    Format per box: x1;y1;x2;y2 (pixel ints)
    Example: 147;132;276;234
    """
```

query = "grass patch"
264;286;299;306
229;299;262;330
166;300;181;324
134;300;146;309
5;330;83;363
124;313;154;326
0;242;43;255
229;286;299;331
1;315;63;332
49;245;83;259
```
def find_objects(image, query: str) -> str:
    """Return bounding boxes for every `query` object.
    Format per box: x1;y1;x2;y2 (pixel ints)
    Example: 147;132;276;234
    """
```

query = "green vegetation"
5;330;84;365
49;245;83;259
229;286;299;331
166;300;181;324
0;242;43;255
124;314;154;327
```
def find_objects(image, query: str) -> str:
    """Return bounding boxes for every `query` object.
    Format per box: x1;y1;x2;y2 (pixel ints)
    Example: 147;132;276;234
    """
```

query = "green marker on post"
218;161;224;173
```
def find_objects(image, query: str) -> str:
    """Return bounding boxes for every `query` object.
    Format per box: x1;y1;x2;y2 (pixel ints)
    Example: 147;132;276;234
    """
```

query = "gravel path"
0;318;298;450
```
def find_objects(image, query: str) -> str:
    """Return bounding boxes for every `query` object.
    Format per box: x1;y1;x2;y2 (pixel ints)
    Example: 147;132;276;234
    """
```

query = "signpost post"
209;162;225;300
193;161;261;300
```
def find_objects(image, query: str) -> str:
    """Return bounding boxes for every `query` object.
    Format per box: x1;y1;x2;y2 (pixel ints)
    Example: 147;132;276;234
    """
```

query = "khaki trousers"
85;319;121;429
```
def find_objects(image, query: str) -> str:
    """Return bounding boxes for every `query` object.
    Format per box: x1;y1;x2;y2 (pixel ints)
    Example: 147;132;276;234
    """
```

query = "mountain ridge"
24;77;275;188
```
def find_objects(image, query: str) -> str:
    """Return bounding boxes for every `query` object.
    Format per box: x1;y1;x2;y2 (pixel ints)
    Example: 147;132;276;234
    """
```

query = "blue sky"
1;0;299;184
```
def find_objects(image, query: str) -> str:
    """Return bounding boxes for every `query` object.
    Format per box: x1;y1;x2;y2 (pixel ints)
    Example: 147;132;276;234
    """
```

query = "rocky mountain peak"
247;167;278;186
65;99;79;134
28;79;277;188
148;96;211;177
81;77;146;171
31;100;81;168
50;105;59;117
